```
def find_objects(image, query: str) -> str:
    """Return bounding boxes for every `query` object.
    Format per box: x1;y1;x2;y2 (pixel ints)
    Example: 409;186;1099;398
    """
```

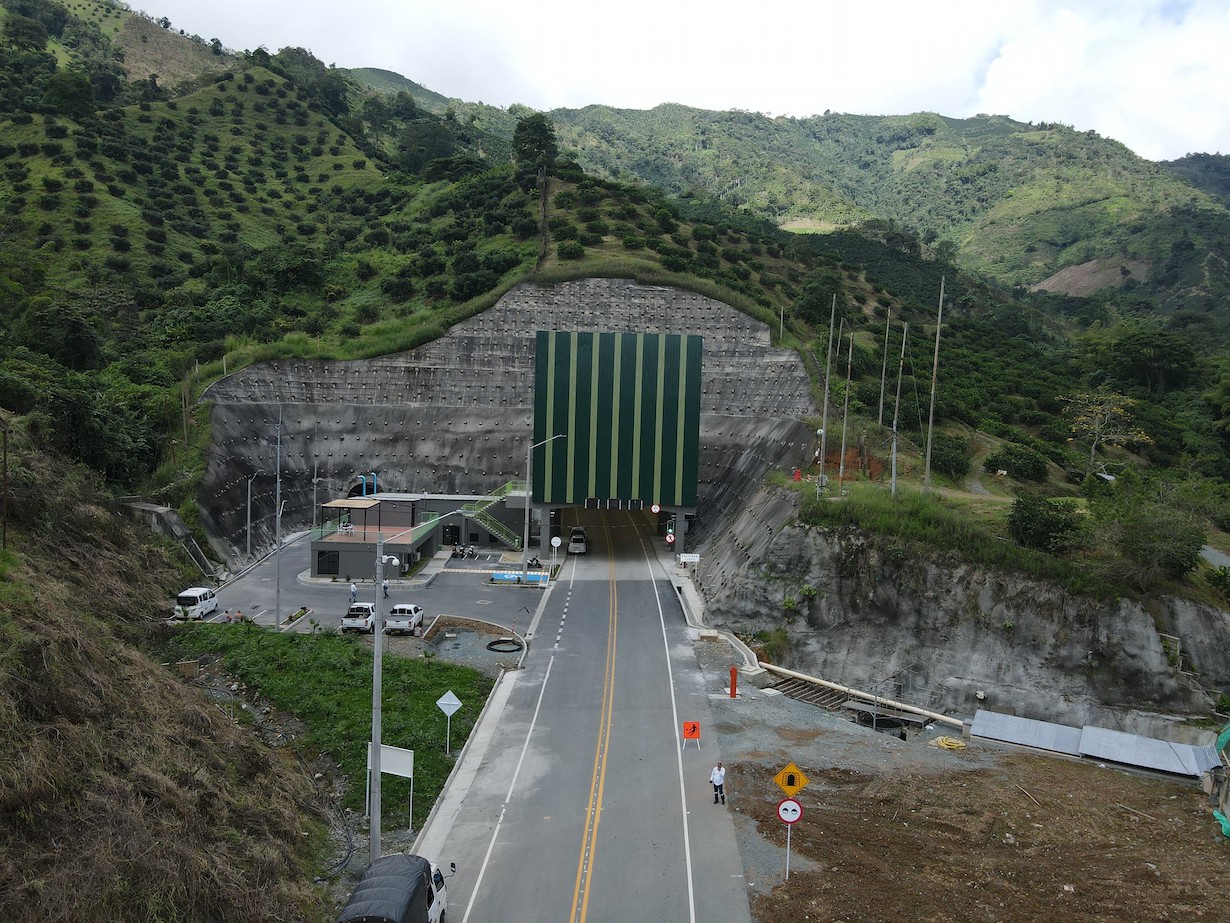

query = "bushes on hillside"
984;443;1049;481
1008;496;1083;553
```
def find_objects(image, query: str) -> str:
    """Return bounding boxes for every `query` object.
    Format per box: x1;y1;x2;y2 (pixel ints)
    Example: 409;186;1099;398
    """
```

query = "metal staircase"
768;677;850;710
462;481;525;550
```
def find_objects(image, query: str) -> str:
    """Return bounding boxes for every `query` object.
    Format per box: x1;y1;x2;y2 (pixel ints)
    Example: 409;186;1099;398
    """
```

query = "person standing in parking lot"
349;582;358;603
382;577;389;598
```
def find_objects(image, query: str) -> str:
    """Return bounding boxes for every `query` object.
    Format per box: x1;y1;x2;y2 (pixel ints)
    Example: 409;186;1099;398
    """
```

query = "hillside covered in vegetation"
2;1;1230;919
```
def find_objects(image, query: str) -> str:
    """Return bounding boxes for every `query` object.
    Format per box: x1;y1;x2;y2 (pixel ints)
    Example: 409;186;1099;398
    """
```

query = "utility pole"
878;310;891;427
817;298;837;497
837;330;853;491
891;324;908;499
923;278;946;492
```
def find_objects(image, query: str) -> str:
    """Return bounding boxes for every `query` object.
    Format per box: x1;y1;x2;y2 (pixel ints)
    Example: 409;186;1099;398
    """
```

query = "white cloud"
139;0;1230;160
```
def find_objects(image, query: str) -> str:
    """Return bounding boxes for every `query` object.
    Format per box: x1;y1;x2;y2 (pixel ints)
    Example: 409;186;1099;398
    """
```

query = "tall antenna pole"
923;277;946;492
877;309;891;427
817;297;837;497
891;323;908;499
837;329;854;491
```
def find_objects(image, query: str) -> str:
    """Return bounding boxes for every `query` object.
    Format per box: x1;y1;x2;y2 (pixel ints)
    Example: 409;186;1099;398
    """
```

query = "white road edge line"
635;514;698;923
461;651;558;923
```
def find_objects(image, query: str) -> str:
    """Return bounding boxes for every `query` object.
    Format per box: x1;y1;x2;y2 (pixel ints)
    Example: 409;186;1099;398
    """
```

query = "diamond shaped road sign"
436;690;462;717
774;761;809;797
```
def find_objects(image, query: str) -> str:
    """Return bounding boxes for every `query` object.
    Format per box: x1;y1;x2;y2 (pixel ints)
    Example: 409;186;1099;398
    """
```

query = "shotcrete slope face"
200;279;816;555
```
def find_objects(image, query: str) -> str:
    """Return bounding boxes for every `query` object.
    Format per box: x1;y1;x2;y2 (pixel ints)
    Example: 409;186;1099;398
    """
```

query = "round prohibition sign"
777;797;803;825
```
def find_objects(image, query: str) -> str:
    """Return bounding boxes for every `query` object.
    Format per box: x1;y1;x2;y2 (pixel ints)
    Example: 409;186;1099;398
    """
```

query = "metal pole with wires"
891;323;908;499
923;277;946;492
817;298;837;497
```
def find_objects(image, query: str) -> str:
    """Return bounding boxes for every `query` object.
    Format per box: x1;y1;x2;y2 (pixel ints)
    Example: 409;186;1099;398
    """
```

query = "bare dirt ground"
736;753;1228;923
697;644;1230;923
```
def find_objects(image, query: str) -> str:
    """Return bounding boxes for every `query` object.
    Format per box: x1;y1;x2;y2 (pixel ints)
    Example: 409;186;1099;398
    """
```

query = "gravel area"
380;619;523;679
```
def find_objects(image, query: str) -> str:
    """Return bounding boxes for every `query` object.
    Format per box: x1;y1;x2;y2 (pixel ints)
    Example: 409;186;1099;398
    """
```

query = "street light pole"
371;533;392;864
274;405;282;625
368;510;463;863
523;433;567;582
245;470;265;559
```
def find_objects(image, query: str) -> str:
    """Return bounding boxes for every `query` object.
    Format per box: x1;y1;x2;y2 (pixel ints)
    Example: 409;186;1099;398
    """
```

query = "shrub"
928;433;971;478
557;241;584;260
984;443;1049;481
1008;496;1083;553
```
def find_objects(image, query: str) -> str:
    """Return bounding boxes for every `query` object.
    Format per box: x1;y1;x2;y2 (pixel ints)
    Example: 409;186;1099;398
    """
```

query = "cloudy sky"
140;0;1230;162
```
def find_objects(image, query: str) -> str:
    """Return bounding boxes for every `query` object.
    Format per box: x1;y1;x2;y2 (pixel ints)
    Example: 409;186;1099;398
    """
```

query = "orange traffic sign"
774;762;809;797
682;721;701;739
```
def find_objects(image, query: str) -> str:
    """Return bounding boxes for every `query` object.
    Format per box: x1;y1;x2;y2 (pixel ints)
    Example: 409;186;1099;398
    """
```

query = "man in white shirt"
710;762;726;805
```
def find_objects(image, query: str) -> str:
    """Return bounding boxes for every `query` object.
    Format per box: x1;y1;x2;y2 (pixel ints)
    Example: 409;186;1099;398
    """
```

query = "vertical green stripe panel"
551;332;575;504
617;334;638;499
682;334;702;505
659;334;681;504
533;330;701;508
602;334;619;502
588;336;601;498
565;332;578;503
534;331;550;502
674;336;689;504
638;335;660;502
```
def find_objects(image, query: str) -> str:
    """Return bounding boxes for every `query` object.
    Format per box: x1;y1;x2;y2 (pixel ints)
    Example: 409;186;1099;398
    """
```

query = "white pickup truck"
341;602;377;633
384;603;424;635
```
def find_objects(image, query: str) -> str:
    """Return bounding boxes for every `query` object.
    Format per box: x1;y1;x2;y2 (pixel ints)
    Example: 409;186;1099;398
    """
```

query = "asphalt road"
417;512;750;923
215;516;752;921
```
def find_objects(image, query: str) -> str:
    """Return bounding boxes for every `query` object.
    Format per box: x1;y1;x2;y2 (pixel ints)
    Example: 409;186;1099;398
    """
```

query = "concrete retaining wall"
200;279;816;562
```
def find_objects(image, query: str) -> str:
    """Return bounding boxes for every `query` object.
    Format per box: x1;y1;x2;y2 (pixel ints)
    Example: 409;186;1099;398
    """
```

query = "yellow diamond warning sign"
774;762;809;797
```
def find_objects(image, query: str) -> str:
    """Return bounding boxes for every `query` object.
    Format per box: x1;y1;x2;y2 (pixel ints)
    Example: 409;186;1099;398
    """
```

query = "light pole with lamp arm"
523;433;567;582
245;470;265;559
368;508;466;863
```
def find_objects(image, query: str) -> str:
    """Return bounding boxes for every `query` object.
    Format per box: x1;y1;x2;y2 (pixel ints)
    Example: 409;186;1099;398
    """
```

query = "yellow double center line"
569;536;619;923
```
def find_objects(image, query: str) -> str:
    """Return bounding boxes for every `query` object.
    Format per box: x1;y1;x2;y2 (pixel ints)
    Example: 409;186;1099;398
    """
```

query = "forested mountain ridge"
545;105;1230;316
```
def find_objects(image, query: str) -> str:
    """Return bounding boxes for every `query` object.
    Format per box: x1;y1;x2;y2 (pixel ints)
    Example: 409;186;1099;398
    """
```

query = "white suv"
341;602;377;633
384;603;425;635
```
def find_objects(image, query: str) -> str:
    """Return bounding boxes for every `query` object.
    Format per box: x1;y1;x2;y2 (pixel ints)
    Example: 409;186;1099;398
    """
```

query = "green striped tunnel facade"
533;331;703;508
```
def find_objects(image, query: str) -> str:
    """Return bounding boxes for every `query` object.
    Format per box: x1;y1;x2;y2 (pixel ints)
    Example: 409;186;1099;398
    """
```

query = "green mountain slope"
348;66;451;110
550;105;1230;316
1162;152;1230;210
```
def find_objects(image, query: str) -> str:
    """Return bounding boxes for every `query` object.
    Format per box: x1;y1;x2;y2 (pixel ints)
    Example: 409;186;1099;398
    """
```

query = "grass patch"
799;482;1115;597
165;625;494;829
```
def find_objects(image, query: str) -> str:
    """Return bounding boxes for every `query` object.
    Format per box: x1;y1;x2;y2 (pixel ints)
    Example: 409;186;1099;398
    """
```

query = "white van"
173;587;218;620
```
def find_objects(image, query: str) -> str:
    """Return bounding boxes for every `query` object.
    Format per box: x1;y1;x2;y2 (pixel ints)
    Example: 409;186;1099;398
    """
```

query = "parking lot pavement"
219;540;559;637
